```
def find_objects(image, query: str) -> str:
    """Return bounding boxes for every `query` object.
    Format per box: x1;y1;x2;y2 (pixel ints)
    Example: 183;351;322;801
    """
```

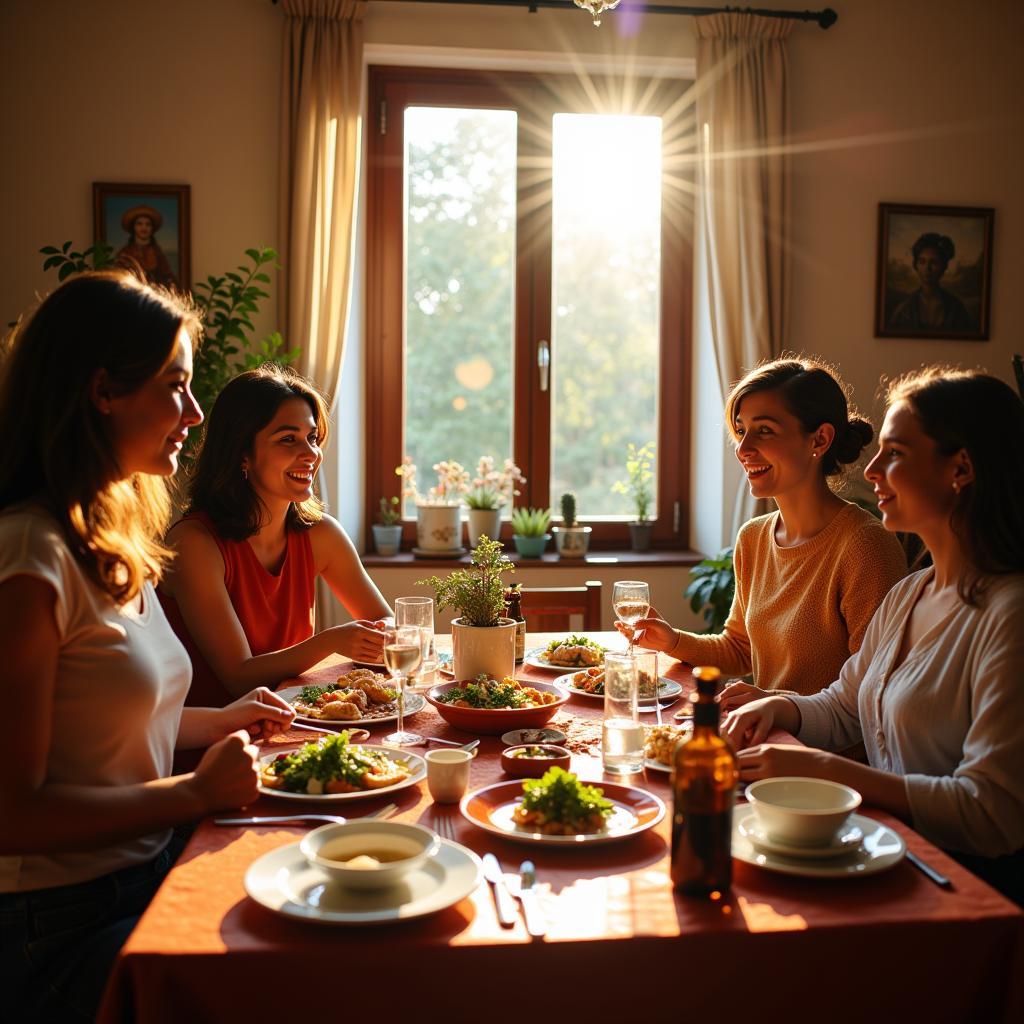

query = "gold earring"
952;481;960;494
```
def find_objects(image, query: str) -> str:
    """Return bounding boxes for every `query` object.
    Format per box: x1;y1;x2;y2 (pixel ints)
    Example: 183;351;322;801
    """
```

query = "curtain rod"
271;1;838;30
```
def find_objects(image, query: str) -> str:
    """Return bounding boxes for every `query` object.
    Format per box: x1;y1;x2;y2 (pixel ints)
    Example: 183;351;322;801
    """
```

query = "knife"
481;853;518;929
516;860;547;938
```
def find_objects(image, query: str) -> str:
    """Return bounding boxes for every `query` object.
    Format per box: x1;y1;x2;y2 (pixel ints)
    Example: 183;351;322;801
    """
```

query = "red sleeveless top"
159;512;317;709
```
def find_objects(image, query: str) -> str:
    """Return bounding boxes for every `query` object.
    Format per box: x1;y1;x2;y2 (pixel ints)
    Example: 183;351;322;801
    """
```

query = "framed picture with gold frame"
93;182;191;289
875;202;993;340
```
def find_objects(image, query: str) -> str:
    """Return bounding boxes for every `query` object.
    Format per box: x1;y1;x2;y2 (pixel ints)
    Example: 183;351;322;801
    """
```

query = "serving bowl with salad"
426;675;569;734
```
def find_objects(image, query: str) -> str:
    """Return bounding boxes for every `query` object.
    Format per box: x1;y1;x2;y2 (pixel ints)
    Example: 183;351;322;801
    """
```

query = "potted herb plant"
371;497;402;556
510;506;552;558
612;441;655;552
463;456;526;548
398;456;468;556
418;536;517;680
552;491;591;558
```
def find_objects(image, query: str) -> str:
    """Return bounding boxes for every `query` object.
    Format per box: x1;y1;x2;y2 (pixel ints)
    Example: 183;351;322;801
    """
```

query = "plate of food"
523;635;611;671
642;723;692;773
277;670;426;727
258;732;427;801
459;766;665;845
555;667;683;706
426;676;569;734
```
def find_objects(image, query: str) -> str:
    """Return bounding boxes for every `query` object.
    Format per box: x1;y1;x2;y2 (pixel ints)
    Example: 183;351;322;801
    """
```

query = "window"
366;66;692;548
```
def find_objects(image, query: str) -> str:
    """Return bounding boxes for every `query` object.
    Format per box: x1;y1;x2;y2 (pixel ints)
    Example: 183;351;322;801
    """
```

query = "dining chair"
518;580;602;632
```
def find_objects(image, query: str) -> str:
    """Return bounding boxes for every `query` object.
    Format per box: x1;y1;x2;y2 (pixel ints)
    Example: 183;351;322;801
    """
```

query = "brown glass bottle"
505;584;526;664
671;666;738;896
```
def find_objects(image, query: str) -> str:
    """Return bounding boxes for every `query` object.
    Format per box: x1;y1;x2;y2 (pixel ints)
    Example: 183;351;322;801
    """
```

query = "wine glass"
395;596;435;690
612;580;650;655
383;625;424;746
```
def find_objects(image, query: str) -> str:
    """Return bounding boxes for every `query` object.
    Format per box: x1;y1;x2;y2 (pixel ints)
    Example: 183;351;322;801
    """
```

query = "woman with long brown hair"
0;271;293;1020
724;366;1024;903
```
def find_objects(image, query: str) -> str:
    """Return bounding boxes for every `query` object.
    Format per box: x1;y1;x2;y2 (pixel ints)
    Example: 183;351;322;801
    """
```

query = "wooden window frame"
365;65;692;550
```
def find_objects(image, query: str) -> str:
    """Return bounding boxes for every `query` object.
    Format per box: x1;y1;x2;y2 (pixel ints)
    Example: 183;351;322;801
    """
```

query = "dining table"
98;632;1024;1024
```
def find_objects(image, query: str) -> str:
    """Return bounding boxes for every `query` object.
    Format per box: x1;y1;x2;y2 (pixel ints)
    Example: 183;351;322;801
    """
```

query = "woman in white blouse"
723;366;1024;903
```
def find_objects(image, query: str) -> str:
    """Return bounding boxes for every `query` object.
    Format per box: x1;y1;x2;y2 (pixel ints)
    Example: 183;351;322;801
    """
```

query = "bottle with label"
671;666;738;897
505;584;526;665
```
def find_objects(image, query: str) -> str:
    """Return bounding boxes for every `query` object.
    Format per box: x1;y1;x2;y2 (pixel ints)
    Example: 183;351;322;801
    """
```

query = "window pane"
404;107;517;510
550;113;661;518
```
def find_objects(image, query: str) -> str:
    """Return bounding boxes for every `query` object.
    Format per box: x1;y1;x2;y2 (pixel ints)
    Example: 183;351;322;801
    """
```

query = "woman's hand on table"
719;680;769;713
722;694;800;750
616;607;677;653
222;687;295;741
326;620;387;663
187;730;262;811
735;743;835;783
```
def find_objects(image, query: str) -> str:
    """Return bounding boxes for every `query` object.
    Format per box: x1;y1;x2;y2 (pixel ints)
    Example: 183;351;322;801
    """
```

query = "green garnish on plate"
519;767;613;825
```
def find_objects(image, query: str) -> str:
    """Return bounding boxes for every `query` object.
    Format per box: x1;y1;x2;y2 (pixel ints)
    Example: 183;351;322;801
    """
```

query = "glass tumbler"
601;652;644;775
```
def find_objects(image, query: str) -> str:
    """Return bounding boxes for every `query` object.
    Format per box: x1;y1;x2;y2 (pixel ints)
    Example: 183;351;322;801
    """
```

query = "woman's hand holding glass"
614;605;677;653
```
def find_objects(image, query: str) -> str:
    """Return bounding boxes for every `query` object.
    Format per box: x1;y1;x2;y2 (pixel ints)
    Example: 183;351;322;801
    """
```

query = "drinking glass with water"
602;652;644;775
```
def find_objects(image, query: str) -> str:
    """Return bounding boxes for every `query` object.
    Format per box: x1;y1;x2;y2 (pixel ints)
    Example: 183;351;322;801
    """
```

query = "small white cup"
426;748;474;804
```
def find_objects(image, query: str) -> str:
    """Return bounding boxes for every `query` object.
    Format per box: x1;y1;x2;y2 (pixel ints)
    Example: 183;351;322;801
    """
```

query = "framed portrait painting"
93;182;191;289
875;203;993;340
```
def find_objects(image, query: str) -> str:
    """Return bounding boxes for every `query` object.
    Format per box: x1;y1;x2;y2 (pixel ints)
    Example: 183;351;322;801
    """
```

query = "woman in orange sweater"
631;357;906;705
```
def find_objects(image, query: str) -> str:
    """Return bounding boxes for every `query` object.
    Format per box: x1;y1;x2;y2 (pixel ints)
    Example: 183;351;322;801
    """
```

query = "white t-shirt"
0;508;192;891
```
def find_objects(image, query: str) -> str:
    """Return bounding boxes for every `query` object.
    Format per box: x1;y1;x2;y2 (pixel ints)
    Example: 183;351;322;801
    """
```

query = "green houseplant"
418;536;516;679
612;441;655;551
685;548;735;633
372;497;402;556
510;506;552;558
552;491;591;558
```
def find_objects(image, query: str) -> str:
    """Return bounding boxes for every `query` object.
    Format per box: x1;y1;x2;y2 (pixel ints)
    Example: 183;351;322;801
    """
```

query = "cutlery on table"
215;802;399;828
905;849;952;889
514;860;547;938
279;721;371;742
481;853;519;929
420;737;480;752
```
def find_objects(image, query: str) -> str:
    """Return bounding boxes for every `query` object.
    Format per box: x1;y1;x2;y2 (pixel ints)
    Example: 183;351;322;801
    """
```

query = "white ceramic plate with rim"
522;644;611;673
738;812;864;859
277;683;426;727
258;744;427;802
731;811;906;878
553;671;683;706
244;837;482;925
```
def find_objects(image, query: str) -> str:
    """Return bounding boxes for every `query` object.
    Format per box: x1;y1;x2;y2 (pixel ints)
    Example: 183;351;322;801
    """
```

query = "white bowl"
744;777;862;848
299;821;440;890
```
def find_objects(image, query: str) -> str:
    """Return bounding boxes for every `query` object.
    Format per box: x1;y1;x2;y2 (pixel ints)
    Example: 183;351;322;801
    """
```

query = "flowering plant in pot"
510;506;552;558
552;491;591;558
371;497;402;556
397;457;469;554
612;441;655;551
464;456;527;547
418;536;516;680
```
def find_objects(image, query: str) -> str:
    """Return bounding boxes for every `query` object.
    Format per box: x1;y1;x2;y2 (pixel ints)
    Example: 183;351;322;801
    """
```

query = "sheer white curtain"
278;0;365;628
694;12;791;534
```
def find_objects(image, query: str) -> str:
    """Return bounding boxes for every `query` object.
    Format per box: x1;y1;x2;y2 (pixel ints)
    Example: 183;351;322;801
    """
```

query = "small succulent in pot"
553;491;591;558
560;491;577;527
372;496;403;555
378;496;401;526
511;506;552;558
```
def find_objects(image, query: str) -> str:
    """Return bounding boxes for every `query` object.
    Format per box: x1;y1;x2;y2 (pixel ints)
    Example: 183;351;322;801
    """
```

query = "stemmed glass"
612;580;650;655
395;596;435;690
383;625;424;747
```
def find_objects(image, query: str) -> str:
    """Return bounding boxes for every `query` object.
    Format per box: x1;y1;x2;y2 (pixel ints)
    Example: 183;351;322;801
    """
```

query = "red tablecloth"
98;635;1024;1024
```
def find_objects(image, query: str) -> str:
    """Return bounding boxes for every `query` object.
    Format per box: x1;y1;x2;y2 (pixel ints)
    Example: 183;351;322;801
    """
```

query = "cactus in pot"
553;491;592;558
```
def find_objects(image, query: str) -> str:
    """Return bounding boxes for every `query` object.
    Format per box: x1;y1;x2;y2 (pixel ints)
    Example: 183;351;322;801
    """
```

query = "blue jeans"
0;828;188;1024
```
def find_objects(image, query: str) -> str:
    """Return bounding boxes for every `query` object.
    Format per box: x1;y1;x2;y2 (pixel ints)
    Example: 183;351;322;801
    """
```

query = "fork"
433;812;458;843
215;801;399;828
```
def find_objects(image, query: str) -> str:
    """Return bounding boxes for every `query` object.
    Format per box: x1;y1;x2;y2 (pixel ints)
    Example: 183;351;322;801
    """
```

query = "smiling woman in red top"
160;365;392;706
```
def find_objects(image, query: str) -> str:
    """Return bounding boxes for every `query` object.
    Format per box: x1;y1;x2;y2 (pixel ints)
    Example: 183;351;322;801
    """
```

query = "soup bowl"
744;777;861;847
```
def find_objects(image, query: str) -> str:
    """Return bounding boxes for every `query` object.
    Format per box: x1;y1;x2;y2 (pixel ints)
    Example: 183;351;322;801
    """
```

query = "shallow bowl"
299;820;440;890
745;777;862;847
426;679;569;735
500;743;572;779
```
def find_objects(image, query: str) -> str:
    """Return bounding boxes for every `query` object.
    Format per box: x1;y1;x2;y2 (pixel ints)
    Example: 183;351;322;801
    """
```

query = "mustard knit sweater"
670;503;907;695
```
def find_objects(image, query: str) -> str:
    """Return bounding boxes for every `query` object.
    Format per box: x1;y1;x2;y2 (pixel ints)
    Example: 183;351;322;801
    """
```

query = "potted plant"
371;497;403;556
510;506;552;558
552;491;591;558
612;441;655;552
398;457;468;555
684;548;735;633
418;536;516;680
464;456;527;547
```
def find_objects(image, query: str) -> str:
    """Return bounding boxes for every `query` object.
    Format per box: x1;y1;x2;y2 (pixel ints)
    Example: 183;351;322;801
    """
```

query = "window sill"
362;548;705;568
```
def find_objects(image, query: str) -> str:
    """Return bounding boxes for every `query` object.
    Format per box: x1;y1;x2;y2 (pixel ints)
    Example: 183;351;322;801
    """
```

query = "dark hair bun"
832;415;873;466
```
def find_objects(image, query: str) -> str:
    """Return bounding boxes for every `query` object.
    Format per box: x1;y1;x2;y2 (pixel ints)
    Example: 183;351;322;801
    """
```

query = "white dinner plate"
738;813;864;859
553;671;682;706
731;811;905;878
277;683;426;727
644;756;672;774
258;744;427;802
244;838;482;925
522;645;612;673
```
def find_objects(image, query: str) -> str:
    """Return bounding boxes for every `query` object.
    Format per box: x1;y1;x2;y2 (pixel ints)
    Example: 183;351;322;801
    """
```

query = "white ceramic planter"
416;504;462;552
552;525;592;558
451;617;516;681
466;507;502;548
